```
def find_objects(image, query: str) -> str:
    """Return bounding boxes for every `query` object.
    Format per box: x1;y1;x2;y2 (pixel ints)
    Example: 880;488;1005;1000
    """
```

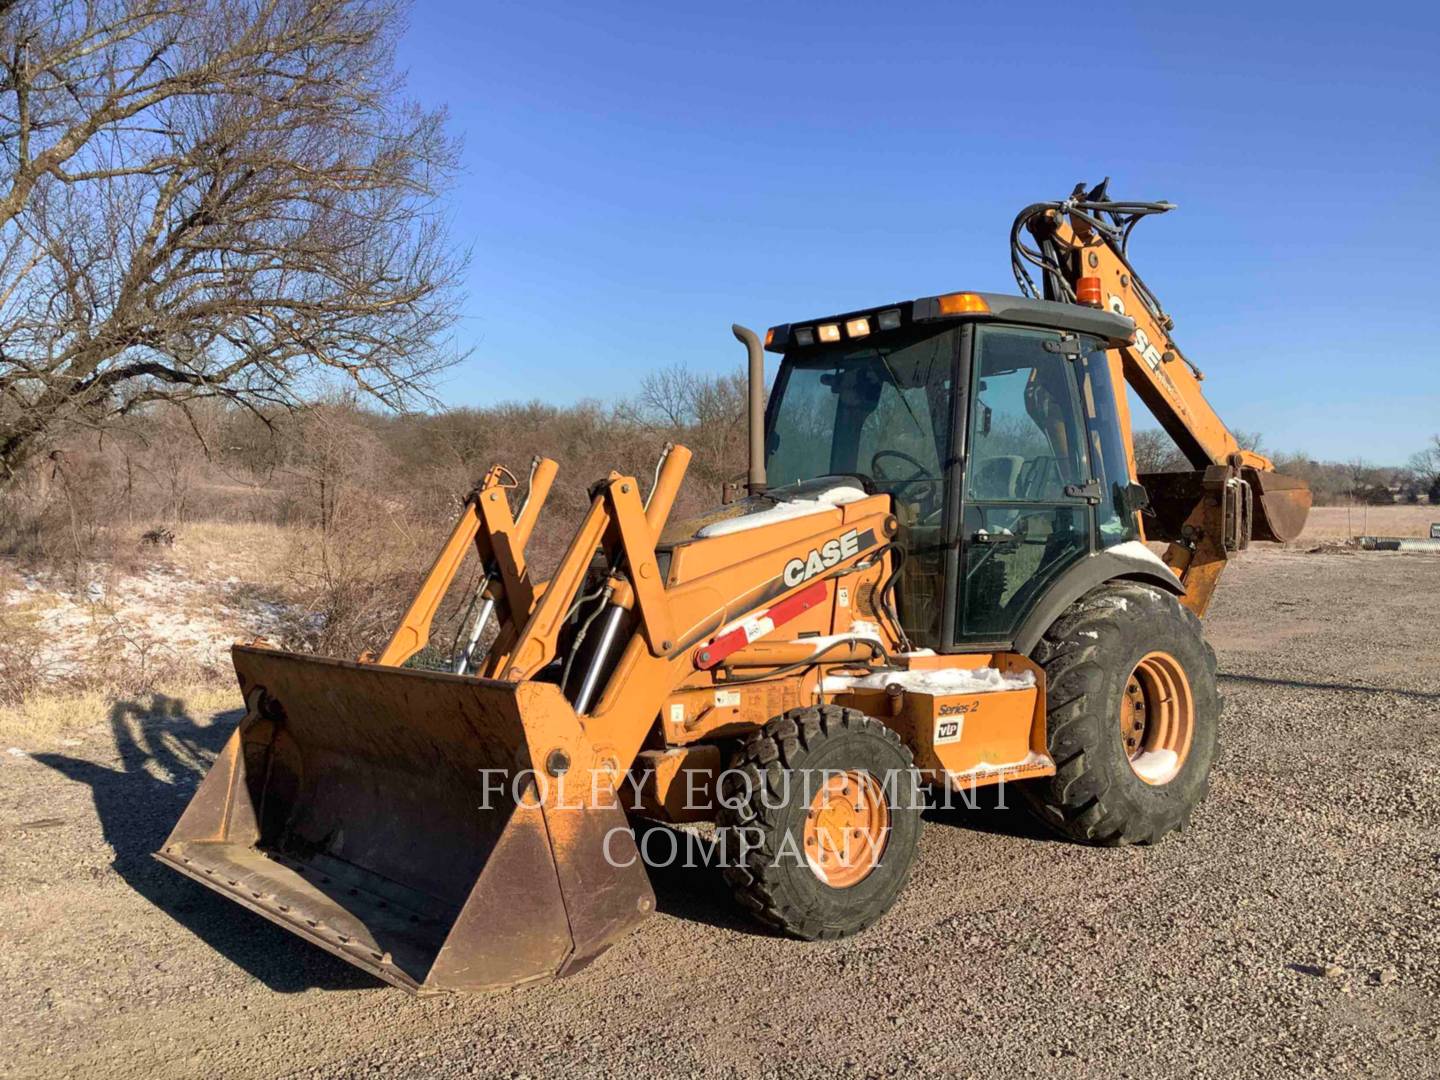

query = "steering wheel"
870;450;939;519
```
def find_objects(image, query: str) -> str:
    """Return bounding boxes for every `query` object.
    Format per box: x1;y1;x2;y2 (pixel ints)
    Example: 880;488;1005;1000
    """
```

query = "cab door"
955;325;1096;645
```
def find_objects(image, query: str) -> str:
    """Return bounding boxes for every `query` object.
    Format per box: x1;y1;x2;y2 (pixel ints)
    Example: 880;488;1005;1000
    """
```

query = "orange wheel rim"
802;770;890;888
1118;650;1194;786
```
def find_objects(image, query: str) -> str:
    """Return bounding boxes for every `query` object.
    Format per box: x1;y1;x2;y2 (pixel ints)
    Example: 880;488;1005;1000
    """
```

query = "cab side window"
1077;340;1141;546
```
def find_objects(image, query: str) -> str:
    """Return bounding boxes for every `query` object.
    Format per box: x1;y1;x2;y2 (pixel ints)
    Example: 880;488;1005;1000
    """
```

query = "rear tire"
1021;580;1220;845
717;706;923;940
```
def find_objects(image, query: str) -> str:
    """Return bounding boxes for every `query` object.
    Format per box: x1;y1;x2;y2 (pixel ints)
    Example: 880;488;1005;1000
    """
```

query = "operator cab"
764;291;1140;651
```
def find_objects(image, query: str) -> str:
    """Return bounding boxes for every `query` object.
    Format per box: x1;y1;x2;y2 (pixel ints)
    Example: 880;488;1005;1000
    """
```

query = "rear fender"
1012;547;1183;657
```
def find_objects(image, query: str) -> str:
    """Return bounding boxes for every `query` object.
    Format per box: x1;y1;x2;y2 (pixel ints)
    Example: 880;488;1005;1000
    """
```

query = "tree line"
1134;429;1439;506
2;0;1433;585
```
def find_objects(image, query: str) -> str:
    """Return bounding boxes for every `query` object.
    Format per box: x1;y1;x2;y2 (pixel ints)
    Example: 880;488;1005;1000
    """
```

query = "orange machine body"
157;182;1298;996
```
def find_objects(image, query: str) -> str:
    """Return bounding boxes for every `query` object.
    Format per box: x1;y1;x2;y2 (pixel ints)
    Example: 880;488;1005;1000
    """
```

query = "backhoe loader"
157;182;1310;994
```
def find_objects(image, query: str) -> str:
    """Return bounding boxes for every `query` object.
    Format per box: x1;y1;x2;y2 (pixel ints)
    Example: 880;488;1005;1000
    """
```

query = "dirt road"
2;547;1437;1079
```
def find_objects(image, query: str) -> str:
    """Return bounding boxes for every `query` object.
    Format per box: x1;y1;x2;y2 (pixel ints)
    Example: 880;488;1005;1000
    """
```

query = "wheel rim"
1119;651;1194;786
802;770;890;888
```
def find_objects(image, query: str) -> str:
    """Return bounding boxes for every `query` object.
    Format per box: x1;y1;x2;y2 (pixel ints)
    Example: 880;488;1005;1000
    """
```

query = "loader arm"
372;457;558;670
1014;184;1310;614
155;439;915;994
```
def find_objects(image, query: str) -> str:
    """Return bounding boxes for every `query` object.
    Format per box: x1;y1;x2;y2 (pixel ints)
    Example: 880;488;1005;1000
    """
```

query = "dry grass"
0;609;50;708
0;684;239;746
0;521;281;720
0;511;451;741
1298;505;1438;540
162;520;320;584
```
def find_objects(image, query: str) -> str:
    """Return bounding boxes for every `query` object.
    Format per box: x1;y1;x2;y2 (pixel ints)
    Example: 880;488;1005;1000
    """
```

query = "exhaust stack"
732;324;766;496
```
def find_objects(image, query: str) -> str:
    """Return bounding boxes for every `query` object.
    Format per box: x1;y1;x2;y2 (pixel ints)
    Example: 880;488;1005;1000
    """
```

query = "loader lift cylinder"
572;604;627;715
451;590;494;675
453;456;547;675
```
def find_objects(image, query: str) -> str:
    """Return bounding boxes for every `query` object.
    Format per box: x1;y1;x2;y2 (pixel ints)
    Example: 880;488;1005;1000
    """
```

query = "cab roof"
765;290;1134;353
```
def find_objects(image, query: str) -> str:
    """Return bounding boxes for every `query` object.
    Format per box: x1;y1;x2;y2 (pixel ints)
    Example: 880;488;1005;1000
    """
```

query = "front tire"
717;706;923;940
1022;580;1220;845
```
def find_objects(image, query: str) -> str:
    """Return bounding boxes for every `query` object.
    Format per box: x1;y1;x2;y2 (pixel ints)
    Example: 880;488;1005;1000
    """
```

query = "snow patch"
790;620;887;658
821;666;1035;695
1;563;291;677
695;486;869;538
1108;540;1179;580
946;751;1054;778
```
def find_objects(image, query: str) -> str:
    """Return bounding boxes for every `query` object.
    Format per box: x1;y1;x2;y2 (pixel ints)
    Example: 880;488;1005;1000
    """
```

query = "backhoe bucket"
1141;467;1311;546
1243;467;1311;543
155;646;654;995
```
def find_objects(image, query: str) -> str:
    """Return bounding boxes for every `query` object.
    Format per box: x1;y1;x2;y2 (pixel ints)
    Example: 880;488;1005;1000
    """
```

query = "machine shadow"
633;782;1062;935
1218;672;1440;702
32;694;378;994
922;781;1062;843
628;819;782;938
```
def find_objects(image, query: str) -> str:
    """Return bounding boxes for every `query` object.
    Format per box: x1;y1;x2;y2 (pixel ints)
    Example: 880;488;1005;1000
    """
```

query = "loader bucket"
155;646;654;995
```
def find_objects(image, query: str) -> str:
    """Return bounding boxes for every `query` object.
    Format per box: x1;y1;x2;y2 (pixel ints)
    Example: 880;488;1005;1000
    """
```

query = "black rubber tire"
1021;580;1220;846
717;706;923;940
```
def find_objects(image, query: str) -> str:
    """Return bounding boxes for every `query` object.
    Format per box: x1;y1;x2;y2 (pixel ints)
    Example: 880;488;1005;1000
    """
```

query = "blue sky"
394;1;1438;464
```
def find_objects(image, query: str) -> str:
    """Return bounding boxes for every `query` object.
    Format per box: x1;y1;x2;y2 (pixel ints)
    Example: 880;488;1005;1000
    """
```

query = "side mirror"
979;402;992;437
1122;481;1151;514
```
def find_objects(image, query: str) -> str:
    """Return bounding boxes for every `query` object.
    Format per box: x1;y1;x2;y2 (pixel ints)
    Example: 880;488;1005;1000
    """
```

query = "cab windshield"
765;326;958;523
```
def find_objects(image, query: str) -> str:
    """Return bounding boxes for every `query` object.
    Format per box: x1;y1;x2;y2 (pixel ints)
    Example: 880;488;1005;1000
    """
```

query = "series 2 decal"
934;699;980;745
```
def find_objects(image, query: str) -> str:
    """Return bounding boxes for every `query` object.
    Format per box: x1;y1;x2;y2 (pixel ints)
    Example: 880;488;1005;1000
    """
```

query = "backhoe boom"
1013;183;1310;613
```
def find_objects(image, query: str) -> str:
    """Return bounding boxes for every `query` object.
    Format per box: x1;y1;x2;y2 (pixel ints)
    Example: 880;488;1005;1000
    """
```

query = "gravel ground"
1;547;1437;1079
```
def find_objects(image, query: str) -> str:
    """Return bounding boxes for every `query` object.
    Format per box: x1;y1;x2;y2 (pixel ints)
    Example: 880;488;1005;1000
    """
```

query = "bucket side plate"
156;646;653;994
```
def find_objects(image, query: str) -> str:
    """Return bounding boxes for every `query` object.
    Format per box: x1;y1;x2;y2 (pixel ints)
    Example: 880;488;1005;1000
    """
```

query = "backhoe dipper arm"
1012;183;1310;615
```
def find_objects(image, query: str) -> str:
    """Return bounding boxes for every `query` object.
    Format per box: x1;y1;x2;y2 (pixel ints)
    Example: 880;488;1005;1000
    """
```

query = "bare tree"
635;364;694;430
1132;426;1266;476
630;363;748;483
1131;428;1185;474
1410;435;1440;503
1232;429;1265;454
0;0;464;484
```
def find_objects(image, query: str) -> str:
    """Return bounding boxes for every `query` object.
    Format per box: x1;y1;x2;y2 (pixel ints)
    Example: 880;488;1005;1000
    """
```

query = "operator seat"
974;455;1024;499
